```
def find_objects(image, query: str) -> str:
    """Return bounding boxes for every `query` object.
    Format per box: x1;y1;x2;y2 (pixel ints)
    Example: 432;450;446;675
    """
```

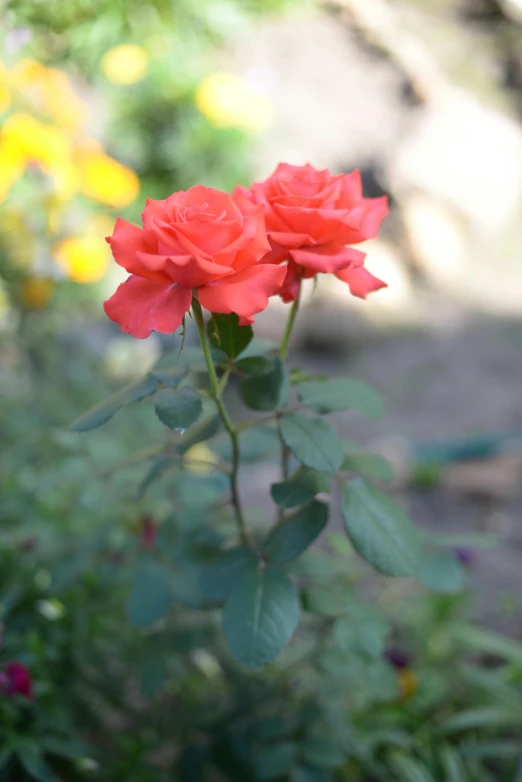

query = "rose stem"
191;297;249;547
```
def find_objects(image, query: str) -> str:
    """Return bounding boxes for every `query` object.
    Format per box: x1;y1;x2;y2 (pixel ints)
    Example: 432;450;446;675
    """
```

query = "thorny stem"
191;297;249;546
277;288;301;361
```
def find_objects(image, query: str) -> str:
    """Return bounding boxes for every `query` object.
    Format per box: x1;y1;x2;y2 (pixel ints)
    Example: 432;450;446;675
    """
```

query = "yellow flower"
397;668;418;700
0;63;11;113
101;44;149;86
77;150;139;208
1;112;72;169
53;217;113;283
184;443;220;474
195;72;272;130
22;278;55;310
11;59;88;132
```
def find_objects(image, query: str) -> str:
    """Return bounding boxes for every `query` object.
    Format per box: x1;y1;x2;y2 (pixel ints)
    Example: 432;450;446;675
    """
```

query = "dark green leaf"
262;501;328;563
253;742;296;780
239;357;288;411
69;375;157;432
235;356;274;375
177;414;221;455
417;550;465;593
291;767;334;782
140;652;168;698
223;564;300;667
126;561;172;627
199;546;260;603
298;378;383;418
17;746;57;782
280;414;343;475
39;737;86;760
150;367;188;388
208;312;253;358
271;467;331;508
341;479;421;576
154;387;202;431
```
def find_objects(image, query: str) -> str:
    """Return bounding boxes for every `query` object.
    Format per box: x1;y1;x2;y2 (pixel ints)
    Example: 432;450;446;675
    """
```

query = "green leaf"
150;367;188;388
239;357;288;411
208;312;253;358
280;414;343;475
389;753;435;782
342;442;394;481
235;355;274;375
333;606;389;659
271;467;331;508
154;387;202;431
439;746;468;782
262;501;328;563
199;547;260;603
17;745;57;782
301;738;345;769
253;742;296;780
138;456;172;497
223;564;300;667
126;561;173;627
341;479;421;576
70;375;157;431
437;707;522;735
448;623;522;663
177;413;221;455
39;737;86;760
417;549;465;593
298;378;383;418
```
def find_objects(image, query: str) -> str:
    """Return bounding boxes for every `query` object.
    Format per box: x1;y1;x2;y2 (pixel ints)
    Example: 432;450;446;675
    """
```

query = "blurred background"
1;0;522;778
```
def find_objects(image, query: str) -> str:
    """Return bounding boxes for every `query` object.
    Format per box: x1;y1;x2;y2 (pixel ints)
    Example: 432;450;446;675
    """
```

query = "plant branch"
191;297;249;546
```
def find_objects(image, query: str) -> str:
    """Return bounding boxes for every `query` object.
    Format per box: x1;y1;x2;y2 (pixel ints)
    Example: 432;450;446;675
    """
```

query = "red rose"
1;661;33;699
104;186;285;338
235;163;388;301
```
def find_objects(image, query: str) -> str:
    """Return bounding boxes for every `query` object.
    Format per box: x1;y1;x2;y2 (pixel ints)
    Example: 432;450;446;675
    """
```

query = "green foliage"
208;313;253;359
126;560;173;627
223;564;300;667
279;413;343;475
271;467;331;509
261;501;328;564
297;377;384;418
341;478;422;577
240;357;289;410
153;386;203;431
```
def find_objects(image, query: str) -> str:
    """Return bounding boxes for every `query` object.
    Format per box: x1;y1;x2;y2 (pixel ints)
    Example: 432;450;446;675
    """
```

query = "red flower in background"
103;185;285;338
235;163;388;302
0;661;33;699
139;515;157;550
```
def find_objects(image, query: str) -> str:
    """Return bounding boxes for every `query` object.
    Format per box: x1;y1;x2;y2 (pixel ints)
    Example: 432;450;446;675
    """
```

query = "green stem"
191;298;249;546
277;289;301;360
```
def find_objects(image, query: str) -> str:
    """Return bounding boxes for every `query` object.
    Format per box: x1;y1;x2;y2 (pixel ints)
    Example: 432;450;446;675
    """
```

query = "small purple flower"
383;647;410;670
454;548;476;567
0;661;33;699
5;28;32;54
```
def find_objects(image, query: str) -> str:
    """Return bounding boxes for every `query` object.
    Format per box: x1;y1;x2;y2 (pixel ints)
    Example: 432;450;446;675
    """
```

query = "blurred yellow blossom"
21;277;55;310
184;443;220;474
10;59;87;131
53;215;114;284
0;64;11;113
195;72;272;130
397;668;418;700
77;150;139;208
101;44;149;86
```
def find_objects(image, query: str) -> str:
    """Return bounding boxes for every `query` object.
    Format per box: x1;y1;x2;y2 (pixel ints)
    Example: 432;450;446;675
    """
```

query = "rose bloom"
0;661;33;699
104;186;286;338
235;163;388;302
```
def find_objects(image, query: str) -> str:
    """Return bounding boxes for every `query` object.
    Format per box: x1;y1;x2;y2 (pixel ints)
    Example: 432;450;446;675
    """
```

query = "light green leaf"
17;745;58;782
448;623;522;663
280;414;343;475
389;752;435;782
342;442;394;481
437;707;522;735
262;501;328;563
235;355;274;375
239;357;288;411
138;456;172;497
341;479;421;576
271;467;331;509
223;564;300;668
208;312;252;358
70;375;157;431
126;561;172;627
417;549;465;593
154;387;202;431
439;746;468;782
333;606;389;659
298;378;383;418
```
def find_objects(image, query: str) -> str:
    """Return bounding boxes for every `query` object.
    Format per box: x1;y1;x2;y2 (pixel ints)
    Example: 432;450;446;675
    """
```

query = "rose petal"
198;264;286;320
335;265;387;299
136;251;234;289
290;245;366;274
107;217;169;284
104;276;192;338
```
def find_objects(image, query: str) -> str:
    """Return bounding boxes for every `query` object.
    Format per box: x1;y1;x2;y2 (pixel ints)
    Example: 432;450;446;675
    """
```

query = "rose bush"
104;185;285;338
236;162;388;302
